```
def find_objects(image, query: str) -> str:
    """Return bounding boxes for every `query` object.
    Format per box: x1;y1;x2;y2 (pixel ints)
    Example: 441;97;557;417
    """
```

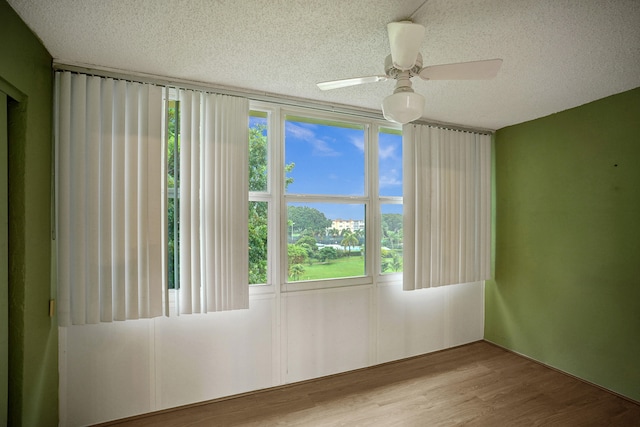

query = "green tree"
328;227;340;242
248;121;295;284
296;235;317;249
382;250;403;273
287;244;308;279
296;235;318;264
248;201;268;284
288;205;332;238
249;124;268;192
247;124;268;284
167;102;178;289
317;246;338;263
340;231;359;257
289;263;306;281
382;213;402;231
387;230;400;249
287;244;308;266
382;213;403;250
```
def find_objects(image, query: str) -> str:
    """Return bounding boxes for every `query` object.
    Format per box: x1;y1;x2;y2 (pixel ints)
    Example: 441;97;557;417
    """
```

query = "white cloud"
379;169;402;188
310;138;340;157
349;135;364;152
378;143;397;160
286;122;340;157
286;122;317;140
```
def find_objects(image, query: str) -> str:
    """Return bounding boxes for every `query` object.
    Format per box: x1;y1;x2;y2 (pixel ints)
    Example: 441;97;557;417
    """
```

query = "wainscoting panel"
377;283;447;363
60;320;155;427
154;294;277;410
59;282;484;426
283;285;373;384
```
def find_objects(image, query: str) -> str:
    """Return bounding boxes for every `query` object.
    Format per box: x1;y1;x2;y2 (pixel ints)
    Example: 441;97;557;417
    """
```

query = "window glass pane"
249;201;268;285
287;202;365;282
381;204;403;274
167;100;179;289
249;111;268;192
167;196;177;289
379;127;403;197
284;116;365;196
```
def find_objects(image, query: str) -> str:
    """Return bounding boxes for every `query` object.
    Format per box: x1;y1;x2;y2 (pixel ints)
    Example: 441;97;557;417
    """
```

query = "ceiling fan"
317;21;503;124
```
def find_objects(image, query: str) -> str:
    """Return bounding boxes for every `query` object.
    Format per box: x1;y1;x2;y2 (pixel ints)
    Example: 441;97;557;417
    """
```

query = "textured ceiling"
7;0;640;130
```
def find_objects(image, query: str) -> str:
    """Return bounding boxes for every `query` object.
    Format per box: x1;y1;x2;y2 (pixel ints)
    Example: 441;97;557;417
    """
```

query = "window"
284;116;365;196
379;127;403;274
167;98;179;289
248;111;269;285
247;106;402;291
171;102;402;293
287;202;365;281
284;115;367;283
381;203;403;273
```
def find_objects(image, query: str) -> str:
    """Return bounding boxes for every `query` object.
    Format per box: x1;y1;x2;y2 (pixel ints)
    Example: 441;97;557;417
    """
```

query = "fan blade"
387;21;425;70
317;75;388;91
419;59;503;80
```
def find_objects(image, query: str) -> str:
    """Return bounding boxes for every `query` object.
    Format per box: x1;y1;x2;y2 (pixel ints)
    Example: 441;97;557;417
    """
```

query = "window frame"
377;125;404;279
248;103;279;295
247;103;402;293
165;92;180;293
167;99;403;299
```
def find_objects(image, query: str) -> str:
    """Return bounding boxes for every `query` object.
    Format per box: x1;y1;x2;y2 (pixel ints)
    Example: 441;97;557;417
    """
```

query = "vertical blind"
176;89;249;314
403;124;491;290
55;72;164;325
55;72;250;325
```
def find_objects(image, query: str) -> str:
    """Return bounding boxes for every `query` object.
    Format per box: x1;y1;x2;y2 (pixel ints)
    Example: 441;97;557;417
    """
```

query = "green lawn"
292;255;365;281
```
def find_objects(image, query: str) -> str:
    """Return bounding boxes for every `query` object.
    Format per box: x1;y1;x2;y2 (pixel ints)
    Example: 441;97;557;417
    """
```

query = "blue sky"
285;120;365;196
249;115;402;220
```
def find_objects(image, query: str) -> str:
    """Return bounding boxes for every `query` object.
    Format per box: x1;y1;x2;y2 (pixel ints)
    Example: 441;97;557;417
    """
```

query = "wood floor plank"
102;341;640;426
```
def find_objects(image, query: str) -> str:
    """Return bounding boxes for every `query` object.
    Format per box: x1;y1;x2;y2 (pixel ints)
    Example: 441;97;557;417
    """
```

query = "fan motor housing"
385;53;423;79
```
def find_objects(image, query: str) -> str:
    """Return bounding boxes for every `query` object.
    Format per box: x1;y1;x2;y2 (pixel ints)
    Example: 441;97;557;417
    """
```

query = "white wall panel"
284;286;372;383
60;320;154;426
59;282;484;426
154;294;276;409
377;283;446;363
446;281;485;347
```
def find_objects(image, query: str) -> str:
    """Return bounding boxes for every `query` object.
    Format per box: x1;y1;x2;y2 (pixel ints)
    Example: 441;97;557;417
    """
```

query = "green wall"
0;0;57;425
485;87;640;401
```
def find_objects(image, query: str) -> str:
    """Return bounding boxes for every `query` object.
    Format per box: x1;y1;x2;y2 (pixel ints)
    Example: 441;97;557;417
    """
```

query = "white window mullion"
274;106;288;291
367;123;379;279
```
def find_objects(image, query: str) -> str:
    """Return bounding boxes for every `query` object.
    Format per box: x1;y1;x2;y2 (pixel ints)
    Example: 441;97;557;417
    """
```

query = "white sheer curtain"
176;89;249;314
55;72;164;325
403;124;491;290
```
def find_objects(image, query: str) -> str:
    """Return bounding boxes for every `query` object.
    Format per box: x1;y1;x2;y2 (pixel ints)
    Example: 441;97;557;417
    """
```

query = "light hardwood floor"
102;341;640;426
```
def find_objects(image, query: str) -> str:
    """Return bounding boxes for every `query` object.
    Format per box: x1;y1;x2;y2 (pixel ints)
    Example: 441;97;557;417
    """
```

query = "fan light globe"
382;91;424;124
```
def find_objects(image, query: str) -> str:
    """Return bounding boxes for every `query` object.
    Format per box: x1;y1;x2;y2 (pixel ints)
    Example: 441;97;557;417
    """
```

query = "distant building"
331;218;364;233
